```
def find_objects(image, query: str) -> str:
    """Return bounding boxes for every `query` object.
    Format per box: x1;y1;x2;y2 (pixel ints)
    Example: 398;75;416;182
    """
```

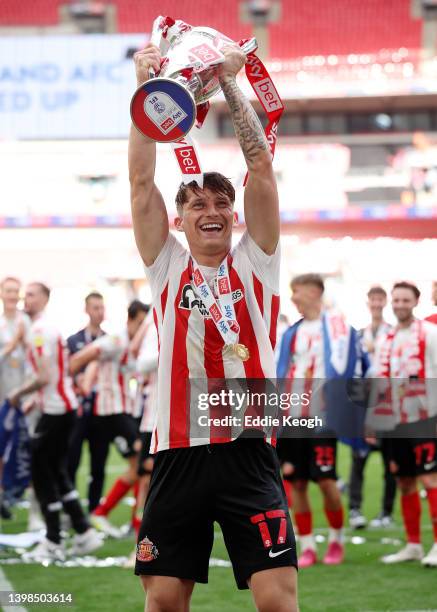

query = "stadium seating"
0;1;422;58
270;0;421;58
0;0;58;26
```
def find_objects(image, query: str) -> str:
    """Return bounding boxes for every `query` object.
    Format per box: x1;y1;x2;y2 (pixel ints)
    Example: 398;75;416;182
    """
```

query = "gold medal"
232;343;250;362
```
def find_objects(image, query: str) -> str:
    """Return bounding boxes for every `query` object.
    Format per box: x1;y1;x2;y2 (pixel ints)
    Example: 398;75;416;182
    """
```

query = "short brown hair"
392;281;420;300
367;286;387;299
85;291;103;304
291;273;324;293
175;172;235;215
30;282;51;299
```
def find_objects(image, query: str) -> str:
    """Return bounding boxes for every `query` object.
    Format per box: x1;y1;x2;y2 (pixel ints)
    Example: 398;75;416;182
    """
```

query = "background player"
349;286;396;529
7;282;103;560
277;273;368;567
69;300;148;538
130;43;297;611
0;277;42;529
124;313;159;567
67;291;106;512
371;282;437;567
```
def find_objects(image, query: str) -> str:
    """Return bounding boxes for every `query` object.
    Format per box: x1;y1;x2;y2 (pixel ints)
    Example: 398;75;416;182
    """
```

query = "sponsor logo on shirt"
179;285;243;317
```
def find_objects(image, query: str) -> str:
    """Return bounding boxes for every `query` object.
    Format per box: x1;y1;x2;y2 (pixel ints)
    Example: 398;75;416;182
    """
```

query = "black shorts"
390;437;437;478
92;414;139;458
137;431;154;477
135;438;297;589
277;435;338;482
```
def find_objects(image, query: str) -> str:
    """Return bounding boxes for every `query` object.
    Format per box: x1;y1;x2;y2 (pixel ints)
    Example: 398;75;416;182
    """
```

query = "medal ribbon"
189;255;239;346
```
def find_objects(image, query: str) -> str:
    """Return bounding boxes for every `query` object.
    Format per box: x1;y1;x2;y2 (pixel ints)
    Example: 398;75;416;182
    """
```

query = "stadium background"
1;1;437;610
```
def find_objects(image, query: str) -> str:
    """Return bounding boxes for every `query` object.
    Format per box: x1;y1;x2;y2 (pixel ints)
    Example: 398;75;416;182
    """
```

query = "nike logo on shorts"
320;465;333;472
269;547;292;558
424;461;436;470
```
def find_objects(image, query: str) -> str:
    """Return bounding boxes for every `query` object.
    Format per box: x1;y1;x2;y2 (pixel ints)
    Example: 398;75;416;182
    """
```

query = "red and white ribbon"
171;135;204;188
242;48;284;184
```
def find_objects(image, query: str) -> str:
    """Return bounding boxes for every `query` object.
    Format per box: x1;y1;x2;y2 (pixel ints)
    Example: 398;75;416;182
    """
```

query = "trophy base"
131;78;196;143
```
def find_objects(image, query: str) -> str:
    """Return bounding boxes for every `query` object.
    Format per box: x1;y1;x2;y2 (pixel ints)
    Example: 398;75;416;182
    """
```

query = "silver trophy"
130;16;257;143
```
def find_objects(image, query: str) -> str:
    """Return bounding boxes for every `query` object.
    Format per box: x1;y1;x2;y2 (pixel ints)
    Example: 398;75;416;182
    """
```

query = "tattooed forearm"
219;75;268;167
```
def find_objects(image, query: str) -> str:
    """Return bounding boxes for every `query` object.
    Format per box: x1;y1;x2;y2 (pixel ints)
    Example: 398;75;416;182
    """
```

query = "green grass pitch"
1;444;436;611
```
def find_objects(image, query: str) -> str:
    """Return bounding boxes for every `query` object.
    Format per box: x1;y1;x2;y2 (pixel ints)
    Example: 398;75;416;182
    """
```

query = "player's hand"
218;45;246;79
22;397;37;414
7;391;20;408
133;43;161;85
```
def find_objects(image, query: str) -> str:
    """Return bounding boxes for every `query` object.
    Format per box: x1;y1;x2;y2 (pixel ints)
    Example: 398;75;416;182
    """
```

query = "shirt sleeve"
235;231;280;293
144;233;186;299
93;334;124;361
137;325;159;375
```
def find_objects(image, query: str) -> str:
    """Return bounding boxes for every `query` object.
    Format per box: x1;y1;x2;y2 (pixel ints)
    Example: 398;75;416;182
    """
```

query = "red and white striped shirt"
147;231;280;453
93;331;136;416
28;312;77;415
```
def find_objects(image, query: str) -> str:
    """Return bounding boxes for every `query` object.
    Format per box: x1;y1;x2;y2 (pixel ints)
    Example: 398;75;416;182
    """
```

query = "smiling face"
174;187;235;261
24;283;49;318
392;287;418;324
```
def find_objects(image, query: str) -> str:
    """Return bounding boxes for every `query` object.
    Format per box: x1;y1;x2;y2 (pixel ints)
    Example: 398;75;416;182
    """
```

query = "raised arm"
218;48;279;255
69;343;100;376
129;44;169;266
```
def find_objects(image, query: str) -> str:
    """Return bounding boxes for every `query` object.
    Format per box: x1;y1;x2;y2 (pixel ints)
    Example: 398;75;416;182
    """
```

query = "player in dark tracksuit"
67;292;105;512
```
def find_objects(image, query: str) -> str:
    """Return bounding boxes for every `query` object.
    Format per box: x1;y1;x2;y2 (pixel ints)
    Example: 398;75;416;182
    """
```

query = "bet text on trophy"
130;16;258;143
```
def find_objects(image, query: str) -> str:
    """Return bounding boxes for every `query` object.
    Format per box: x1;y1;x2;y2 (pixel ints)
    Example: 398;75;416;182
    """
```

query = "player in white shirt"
0;277;31;403
69;300;148;537
0;277;29;519
130;44;297;611
135;317;158;505
7;282;103;561
0;277;41;527
276;273;368;568
125;315;159;568
369;282;437;567
349;286;396;530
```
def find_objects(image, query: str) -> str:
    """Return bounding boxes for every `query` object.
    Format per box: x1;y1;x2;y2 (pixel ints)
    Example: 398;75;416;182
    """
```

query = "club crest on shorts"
136;536;159;562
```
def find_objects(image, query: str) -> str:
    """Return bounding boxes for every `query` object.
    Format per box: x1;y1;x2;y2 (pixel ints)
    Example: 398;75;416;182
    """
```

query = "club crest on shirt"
179;284;243;317
136;536;159;562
